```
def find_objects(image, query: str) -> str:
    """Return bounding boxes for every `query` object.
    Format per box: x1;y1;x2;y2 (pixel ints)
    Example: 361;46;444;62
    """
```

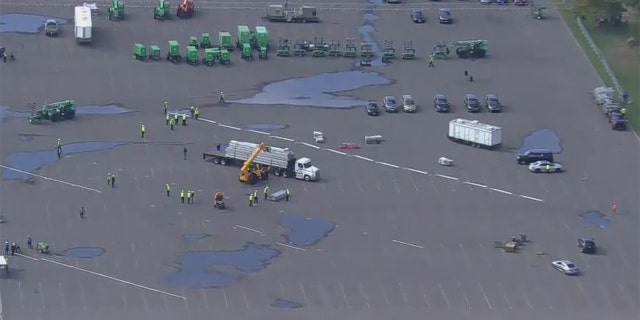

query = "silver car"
528;161;563;173
44;19;59;37
402;94;416;113
383;96;398;113
552;260;579;275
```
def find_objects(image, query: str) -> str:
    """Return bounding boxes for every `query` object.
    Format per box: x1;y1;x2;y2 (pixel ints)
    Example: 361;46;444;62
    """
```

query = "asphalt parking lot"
1;0;638;319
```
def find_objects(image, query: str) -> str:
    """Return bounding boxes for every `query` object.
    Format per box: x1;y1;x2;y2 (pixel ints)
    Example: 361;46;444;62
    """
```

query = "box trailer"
74;6;92;43
447;118;502;149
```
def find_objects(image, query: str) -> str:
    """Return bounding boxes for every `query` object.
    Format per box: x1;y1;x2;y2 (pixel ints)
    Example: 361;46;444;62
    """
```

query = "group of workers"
4;240;22;256
249;186;290;206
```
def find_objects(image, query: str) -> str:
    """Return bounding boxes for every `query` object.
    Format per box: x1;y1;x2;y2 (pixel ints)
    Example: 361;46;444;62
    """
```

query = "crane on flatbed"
239;142;269;184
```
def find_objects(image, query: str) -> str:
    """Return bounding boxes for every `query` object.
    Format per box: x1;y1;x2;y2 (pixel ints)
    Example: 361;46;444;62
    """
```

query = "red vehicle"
177;0;194;18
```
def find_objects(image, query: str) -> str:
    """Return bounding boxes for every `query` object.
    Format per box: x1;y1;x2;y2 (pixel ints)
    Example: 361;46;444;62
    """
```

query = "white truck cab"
294;157;319;181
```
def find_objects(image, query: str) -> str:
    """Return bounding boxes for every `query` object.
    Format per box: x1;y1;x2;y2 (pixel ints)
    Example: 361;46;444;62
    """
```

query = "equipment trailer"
262;1;319;23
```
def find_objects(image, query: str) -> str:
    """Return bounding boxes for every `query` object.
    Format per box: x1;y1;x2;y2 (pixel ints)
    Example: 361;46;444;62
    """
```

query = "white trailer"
447;118;502;149
74;6;92;43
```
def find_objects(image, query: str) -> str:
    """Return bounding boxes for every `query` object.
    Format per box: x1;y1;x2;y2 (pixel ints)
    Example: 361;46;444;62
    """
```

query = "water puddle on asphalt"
280;216;336;247
358;13;384;67
61;247;106;258
182;234;211;242
243;124;289;131
271;299;304;309
2;141;129;181
0;104;133;122
0;14;68;33
579;211;610;229
0;106;27;122
232;71;390;108
517;129;562;153
165;243;280;288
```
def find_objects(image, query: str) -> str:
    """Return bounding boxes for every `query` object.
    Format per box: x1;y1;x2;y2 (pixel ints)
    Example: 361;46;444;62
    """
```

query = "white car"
402;95;417;113
551;260;579;275
528;161;563;173
480;0;493;4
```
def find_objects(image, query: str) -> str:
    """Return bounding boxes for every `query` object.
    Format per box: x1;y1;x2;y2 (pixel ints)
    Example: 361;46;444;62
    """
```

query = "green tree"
575;0;627;19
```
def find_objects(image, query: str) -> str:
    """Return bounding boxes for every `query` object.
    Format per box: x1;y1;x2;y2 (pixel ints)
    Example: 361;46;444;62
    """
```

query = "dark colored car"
438;8;452;24
464;94;481;113
516;149;554;165
411;10;425;23
485;94;502;113
578;238;596;254
608;111;628;130
366;102;380;116
433;94;450;113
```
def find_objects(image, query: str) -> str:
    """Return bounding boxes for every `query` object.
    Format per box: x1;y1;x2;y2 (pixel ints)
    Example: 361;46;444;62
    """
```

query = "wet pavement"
61;247;106;258
0;14;67;33
280;215;336;247
271;298;304;309
0;104;133;123
579;211;611;229
518;129;562;154
358;12;384;66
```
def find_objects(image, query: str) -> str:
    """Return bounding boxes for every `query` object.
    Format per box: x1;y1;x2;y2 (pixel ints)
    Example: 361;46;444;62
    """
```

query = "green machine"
343;38;357;58
200;33;211;49
167;40;181;63
450;40;487;59
189;36;199;49
108;0;125;21
36;242;50;254
402;41;415;60
133;43;147;61
218;32;233;51
28;100;76;124
241;43;252;60
237;25;251;49
185;46;198;65
431;41;449;59
219;49;230;65
154;0;170;20
277;38;290;57
148;45;161;60
252;26;268;50
203;48;216;66
382;40;396;61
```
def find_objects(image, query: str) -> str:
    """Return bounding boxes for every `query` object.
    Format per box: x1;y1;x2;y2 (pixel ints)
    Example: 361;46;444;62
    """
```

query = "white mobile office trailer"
74;6;92;43
447;118;502;149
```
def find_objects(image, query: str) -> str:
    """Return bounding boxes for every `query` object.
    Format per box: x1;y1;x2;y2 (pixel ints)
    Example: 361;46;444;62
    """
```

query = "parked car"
485;94;502;113
480;0;493;4
402;95;417;113
433;94;450;113
609;111;628;130
44;19;59;37
516;149;553;165
366;102;380;116
551;260;579;275
383;96;398;113
438;8;453;24
578;238;596;254
528;161;563;173
464;94;481;113
514;0;528;5
411;9;426;23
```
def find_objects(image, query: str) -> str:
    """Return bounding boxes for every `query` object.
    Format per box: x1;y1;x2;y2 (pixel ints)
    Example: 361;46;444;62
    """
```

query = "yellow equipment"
239;142;269;184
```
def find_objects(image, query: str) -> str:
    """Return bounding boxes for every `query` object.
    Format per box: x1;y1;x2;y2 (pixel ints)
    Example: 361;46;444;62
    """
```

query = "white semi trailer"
447;118;502;149
203;140;320;181
74;6;92;43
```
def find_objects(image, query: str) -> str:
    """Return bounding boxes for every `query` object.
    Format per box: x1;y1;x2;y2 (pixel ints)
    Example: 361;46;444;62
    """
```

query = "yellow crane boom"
239;142;268;183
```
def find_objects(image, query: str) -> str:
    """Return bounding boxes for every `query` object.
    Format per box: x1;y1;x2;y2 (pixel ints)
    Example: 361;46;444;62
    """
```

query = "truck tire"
51;113;60;122
66;110;76;119
304;175;310;182
220;158;227;165
282;170;289;178
248;174;257;185
213;157;220;164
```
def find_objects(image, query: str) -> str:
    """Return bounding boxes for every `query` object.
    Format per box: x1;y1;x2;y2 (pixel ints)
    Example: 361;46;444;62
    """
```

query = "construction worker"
190;105;195;118
57;146;62;159
170;118;175;130
183;147;188;160
180;190;185;204
545;164;551;171
285;188;290;201
57;138;61;148
4;241;8;255
107;173;112;186
428;54;434;68
612;202;618;215
622;92;629;104
110;174;115;187
141;125;146;138
164;100;168;115
166;113;170;125
194;107;199;120
219;91;225;103
174;113;179;122
190;190;195;203
621;107;627;117
253;190;258;204
264;185;269;200
80;206;85;219
249;192;254;206
182;114;187;126
27;236;32;250
166;184;171;197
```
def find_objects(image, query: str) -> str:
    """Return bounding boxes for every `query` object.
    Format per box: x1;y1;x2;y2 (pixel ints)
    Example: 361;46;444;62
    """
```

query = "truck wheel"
534;169;541;173
213;157;220;164
51;113;60;122
249;174;257;185
304;175;310;182
220;158;227;165
273;169;281;176
555;169;562;173
282;171;289;178
66;110;76;119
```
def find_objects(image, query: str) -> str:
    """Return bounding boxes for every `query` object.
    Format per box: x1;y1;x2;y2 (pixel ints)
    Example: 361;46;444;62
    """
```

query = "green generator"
148;45;161;60
189;36;198;49
133;43;147;61
237;25;250;49
167;40;181;63
219;49;230;65
200;33;211;49
203;48;216;66
185;46;198;65
218;32;232;51
154;0;170;20
108;0;125;21
241;43;252;60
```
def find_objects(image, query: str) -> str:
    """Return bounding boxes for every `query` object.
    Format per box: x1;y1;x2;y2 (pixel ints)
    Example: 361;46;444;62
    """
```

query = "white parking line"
404;168;429;175
271;136;295;142
323;148;347;155
490;187;513;195
277;242;307;252
352;155;374;162
198;118;216;124
244;129;270;135
218;124;241;130
376;161;399;168
518;195;544;202
0;165;102;193
392;239;424;249
15;253;39;261
233;224;263;234
41;258;186;299
463;181;487;188
434;174;459;181
298;142;320;149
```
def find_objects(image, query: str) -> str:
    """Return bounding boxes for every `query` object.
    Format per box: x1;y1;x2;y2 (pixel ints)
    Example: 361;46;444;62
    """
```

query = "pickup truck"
44;19;59;37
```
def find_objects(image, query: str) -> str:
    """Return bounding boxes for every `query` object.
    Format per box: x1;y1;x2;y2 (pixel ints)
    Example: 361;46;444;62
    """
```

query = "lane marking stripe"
198;118;216;124
490;187;513;195
434;174;459;181
323;148;347;155
0;165;102;193
404;168;429;175
277;243;307;252
352;155;374;161
298;142;320;149
40;258;186;299
234;224;263;234
463;181;487;188
218;124;241;130
271;136;295;142
244;129;270;135
376;161;399;168
518;195;544;202
392;240;424;249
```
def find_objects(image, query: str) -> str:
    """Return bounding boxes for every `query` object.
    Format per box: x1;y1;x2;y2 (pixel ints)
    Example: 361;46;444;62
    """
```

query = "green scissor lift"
108;0;125;21
154;0;170;20
402;41;415;60
382;40;396;62
343;38;357;58
241;43;252;60
167;40;181;63
203;48;216;66
185;46;198;65
200;33;211;49
253;26;268;59
218;32;233;51
219;49;230;65
237;25;251;49
133;43;147;61
277;38;290;57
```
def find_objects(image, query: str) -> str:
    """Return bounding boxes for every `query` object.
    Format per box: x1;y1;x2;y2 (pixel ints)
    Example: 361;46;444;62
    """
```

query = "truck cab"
295;157;319;181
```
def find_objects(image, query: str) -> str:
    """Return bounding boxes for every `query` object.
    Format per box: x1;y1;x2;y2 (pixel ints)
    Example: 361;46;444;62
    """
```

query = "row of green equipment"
134;42;233;65
275;38;417;61
28;100;76;124
108;0;125;21
431;40;487;59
